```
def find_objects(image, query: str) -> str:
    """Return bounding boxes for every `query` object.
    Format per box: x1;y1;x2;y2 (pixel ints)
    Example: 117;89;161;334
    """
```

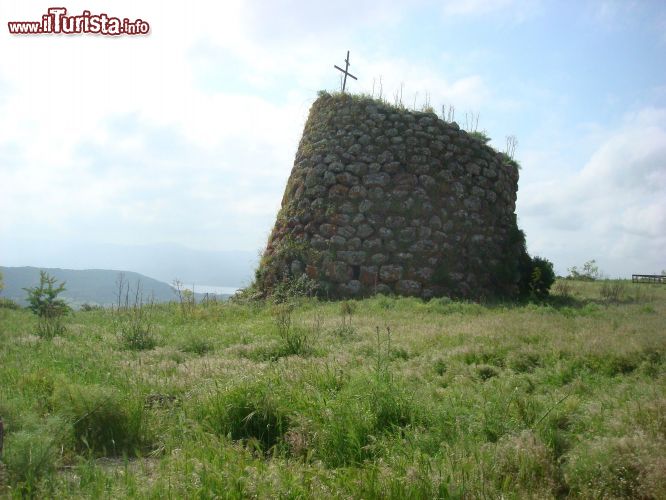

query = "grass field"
0;280;664;498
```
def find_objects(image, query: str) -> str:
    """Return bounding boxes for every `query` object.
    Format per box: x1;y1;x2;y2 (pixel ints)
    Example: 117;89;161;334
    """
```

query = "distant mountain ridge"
0;266;229;308
1;241;258;288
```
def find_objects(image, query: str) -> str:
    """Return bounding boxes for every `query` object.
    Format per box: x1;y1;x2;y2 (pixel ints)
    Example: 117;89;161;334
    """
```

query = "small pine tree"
23;271;70;337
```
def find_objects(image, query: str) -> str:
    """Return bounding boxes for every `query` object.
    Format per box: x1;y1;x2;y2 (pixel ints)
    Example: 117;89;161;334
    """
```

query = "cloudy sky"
1;0;664;280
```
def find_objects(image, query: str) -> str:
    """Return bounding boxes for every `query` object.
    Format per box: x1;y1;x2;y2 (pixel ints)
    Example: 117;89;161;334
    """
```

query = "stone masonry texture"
255;92;529;299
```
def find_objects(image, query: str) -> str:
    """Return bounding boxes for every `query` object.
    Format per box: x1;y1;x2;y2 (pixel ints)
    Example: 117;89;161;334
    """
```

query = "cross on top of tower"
334;50;358;93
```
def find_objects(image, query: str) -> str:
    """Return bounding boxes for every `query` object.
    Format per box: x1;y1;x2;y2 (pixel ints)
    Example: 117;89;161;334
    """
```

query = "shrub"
36;318;67;340
272;274;319;303
0;297;20;310
23;271;70;318
18;369;55;412
113;274;157;350
567;259;600;281
118;315;156;350
52;384;148;456
198;380;289;451
172;279;196;317
271;303;312;357
476;364;500;381
564;434;666;498
3;423;61;495
310;328;420;466
507;350;541;373
433;358;447;375
180;336;214;355
552;279;574;298
514;252;555;300
23;271;71;338
469;130;491;144
332;323;357;338
333;301;357;337
529;256;556;299
114;301;156;351
313;375;417;466
492;430;557;494
600;279;627;304
80;303;103;312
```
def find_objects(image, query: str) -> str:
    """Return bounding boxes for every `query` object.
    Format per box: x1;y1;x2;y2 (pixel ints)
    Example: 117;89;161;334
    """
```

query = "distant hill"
0;266;230;308
1;241;258;288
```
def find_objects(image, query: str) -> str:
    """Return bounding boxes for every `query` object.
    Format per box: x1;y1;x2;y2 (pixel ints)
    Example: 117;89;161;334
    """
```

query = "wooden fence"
631;274;666;284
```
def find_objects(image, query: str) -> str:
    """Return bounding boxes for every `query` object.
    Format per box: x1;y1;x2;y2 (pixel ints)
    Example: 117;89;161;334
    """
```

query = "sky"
0;0;664;280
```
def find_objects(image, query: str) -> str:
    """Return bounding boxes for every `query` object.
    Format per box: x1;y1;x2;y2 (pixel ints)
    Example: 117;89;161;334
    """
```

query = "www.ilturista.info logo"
8;7;150;36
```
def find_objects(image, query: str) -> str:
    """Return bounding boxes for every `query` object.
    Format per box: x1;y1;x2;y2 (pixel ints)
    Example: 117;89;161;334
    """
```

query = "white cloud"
2;0;662;282
0;0;493;257
519;107;666;276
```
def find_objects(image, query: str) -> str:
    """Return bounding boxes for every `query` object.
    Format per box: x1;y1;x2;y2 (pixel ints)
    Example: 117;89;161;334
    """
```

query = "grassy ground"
0;280;664;498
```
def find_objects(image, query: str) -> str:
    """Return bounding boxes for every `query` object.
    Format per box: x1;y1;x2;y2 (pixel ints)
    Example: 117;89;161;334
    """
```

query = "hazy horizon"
1;240;258;287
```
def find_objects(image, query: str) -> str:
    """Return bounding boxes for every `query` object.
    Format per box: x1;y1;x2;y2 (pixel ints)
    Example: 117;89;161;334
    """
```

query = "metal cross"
334;50;357;93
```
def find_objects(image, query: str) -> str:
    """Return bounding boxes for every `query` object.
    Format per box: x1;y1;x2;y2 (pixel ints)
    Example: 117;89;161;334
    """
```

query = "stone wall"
255;92;529;299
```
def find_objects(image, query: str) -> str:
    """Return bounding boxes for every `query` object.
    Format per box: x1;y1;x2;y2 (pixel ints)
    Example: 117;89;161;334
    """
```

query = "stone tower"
255;92;529;299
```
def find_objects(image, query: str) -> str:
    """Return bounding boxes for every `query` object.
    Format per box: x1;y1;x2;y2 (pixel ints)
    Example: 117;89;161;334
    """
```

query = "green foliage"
492;430;557;493
333;300;357;337
0;281;664;497
476;364;500;380
469;130;491;144
529;256;556;299
433;358;447;375
179;336;214;355
114;277;156;350
271;274;319;303
271;302;313;357
499;151;522;170
23;271;70;318
172;279;197;318
513;246;556;300
79;303;103;312
116;306;156;350
567;259;601;281
507;349;541;373
564;434;666;498
600;279;627;304
254;236;322;302
3;419;62;495
198;379;289;451
52;384;148;456
313;375;419;466
552;279;575;299
0;297;21;310
23;271;70;338
490;219;533;299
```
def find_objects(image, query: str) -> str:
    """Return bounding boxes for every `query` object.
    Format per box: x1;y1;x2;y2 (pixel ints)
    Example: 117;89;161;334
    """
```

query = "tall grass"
52;384;150;456
0;279;664;497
